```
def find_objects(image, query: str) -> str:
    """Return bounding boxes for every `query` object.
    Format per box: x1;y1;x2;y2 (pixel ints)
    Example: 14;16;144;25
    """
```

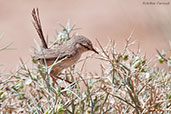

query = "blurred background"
0;0;170;72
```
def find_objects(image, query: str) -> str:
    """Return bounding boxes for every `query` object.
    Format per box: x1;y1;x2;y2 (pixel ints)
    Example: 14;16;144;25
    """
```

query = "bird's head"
72;35;99;54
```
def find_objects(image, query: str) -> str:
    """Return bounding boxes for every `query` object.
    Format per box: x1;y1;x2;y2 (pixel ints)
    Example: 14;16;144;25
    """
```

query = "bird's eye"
84;45;91;50
79;43;91;50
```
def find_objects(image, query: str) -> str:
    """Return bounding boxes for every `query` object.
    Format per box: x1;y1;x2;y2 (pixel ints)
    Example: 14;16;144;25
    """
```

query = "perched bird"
32;8;98;84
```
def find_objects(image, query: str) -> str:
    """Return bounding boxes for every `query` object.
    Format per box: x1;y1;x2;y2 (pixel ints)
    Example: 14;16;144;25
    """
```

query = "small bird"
32;8;98;84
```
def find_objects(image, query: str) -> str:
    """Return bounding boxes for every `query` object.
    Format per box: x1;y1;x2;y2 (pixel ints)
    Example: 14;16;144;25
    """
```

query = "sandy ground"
0;0;170;73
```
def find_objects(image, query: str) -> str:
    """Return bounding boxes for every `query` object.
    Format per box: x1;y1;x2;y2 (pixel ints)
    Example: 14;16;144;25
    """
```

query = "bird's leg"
50;70;72;84
55;75;72;84
55;75;75;91
50;70;59;85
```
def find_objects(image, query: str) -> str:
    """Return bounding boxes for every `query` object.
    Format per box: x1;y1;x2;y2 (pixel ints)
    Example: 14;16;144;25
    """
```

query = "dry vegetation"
0;21;171;114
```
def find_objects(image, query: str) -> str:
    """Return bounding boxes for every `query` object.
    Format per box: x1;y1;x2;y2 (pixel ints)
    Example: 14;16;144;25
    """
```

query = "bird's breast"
51;51;82;73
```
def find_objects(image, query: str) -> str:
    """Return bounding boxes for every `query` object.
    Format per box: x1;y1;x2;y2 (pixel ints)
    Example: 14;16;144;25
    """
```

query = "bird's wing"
33;48;61;60
32;48;76;61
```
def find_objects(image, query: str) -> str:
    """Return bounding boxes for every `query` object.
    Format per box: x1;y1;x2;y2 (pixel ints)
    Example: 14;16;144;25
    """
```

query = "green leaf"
12;82;24;91
166;93;171;100
123;54;129;61
56;104;65;114
167;58;171;66
154;103;160;109
0;92;6;101
17;92;25;100
132;60;141;68
0;90;4;96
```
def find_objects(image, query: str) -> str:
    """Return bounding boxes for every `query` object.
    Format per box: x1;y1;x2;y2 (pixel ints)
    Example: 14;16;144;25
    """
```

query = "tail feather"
32;8;48;49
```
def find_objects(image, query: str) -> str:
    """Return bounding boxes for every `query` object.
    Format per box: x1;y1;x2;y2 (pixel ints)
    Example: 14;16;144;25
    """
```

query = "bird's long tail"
32;8;48;49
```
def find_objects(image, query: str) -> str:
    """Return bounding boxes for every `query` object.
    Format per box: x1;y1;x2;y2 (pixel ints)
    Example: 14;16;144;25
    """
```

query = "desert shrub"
0;25;170;114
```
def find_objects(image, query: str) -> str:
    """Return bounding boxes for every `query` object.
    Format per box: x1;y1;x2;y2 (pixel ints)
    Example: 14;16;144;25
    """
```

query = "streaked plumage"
33;35;98;73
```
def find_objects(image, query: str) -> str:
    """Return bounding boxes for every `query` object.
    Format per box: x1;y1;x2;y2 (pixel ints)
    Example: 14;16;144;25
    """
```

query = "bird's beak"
91;47;99;54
